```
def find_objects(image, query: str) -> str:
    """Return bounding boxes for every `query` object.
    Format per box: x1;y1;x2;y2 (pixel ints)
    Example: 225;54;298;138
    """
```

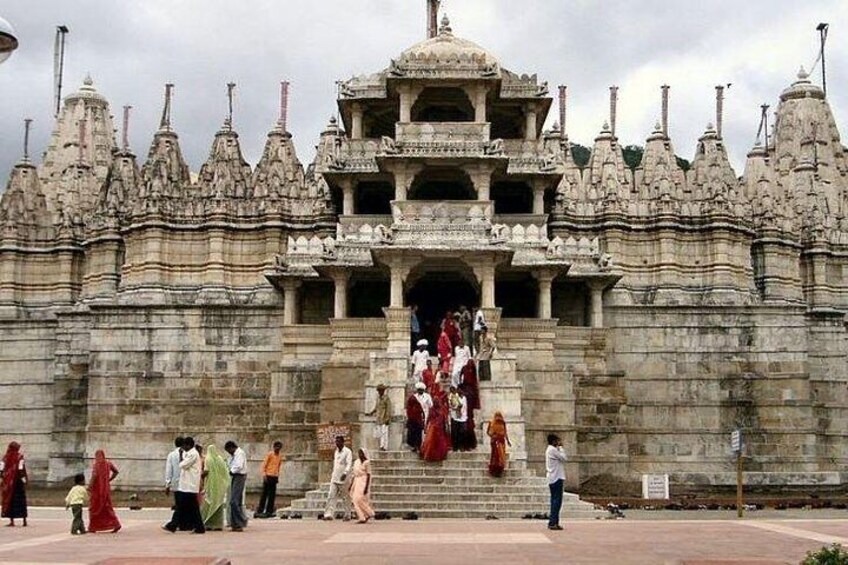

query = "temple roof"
397;15;500;69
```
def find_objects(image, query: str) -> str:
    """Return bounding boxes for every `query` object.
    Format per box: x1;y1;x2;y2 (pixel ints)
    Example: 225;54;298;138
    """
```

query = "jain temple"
1;4;847;507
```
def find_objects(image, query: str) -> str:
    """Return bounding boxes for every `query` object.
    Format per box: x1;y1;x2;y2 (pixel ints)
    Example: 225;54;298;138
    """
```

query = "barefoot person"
405;383;430;452
224;441;249;531
0;442;27;527
88;449;121;533
200;445;230;531
349;448;375;523
367;385;393;452
164;437;205;534
486;412;510;477
323;436;353;521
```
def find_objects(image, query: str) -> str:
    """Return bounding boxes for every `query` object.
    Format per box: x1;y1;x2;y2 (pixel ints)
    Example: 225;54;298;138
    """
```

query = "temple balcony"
395;121;490;143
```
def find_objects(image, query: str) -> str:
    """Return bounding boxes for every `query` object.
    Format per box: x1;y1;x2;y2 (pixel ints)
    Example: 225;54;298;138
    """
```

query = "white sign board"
731;430;742;453
641;474;669;499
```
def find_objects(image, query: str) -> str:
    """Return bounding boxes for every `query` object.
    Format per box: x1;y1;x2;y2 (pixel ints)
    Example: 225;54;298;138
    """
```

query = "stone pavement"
0;508;844;564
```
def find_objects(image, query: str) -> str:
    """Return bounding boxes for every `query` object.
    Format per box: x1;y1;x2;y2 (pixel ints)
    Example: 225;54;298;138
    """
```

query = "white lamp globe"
0;16;19;64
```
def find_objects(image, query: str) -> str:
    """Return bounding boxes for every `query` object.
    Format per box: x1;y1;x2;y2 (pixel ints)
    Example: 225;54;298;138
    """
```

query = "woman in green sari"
201;445;230;531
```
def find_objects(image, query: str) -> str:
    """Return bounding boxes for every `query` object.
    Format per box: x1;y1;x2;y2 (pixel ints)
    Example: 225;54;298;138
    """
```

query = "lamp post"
0;16;19;64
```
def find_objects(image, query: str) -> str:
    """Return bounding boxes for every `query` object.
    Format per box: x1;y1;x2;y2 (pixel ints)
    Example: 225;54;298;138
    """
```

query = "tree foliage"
802;544;848;565
569;143;691;172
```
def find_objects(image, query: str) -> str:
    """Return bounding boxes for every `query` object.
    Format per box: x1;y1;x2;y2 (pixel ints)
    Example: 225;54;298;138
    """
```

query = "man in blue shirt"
410;304;420;353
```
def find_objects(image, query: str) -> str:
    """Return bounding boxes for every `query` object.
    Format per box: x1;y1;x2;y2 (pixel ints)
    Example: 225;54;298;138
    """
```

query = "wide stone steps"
282;450;603;520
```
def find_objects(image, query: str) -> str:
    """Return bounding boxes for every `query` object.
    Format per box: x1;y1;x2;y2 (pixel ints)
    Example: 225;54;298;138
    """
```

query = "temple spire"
159;83;173;131
427;0;440;39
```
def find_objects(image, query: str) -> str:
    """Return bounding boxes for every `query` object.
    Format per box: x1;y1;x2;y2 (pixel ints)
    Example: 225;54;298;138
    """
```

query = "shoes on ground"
548;525;564;531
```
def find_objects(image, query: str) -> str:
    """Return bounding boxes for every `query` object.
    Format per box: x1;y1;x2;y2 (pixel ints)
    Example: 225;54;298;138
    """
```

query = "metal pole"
661;85;670;138
226;82;236;129
280;81;289;133
609;86;619;138
818;23;829;97
736;451;743;519
558;85;567;136
54;26;69;117
715;85;725;138
121;105;131;152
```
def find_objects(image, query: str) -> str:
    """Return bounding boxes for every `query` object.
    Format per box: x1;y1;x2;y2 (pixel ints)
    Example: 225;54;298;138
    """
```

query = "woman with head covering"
421;395;451;462
1;442;27;526
88;449;121;533
200;445;230;530
349;448;375;524
437;329;452;375
460;359;481;412
486;412;511;477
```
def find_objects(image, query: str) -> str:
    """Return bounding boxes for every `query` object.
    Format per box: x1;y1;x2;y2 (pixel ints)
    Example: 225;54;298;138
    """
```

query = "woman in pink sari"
88;450;121;533
349;448;375;523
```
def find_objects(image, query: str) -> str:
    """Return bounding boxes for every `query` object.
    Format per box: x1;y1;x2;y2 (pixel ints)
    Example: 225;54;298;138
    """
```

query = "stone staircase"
283;450;603;519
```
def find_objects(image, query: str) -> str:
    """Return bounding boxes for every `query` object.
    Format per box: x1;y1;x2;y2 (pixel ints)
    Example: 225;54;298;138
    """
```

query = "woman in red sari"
486;412;510;477
1;442;27;527
420;395;451;462
460;360;480;412
437;330;452;374
88;450;121;533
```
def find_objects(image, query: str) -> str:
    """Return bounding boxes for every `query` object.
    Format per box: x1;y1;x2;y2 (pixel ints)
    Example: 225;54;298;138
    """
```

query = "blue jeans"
548;479;563;527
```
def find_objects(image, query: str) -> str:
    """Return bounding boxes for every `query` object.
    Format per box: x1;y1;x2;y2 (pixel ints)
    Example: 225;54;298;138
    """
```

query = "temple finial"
439;13;452;35
22;118;32;163
715;85;725;139
159;83;174;131
226;82;236;130
427;0;440;39
609;86;619;138
121;105;132;152
77;117;86;164
279;81;290;133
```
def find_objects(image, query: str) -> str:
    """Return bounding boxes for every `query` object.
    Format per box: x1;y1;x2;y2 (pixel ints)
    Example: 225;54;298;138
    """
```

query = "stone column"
525;104;537;141
534;271;554;319
351;103;363;140
472;169;491;201
390;267;405;308
532;181;546;215
392;166;420;202
399;86;412;123
472;263;496;308
474;84;487;123
332;271;350;319
341;179;355;215
282;279;301;326
588;280;605;328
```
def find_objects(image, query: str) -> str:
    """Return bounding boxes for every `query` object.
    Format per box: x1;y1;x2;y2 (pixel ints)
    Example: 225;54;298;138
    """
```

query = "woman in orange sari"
421;395;451;462
88;450;121;533
486;412;510;477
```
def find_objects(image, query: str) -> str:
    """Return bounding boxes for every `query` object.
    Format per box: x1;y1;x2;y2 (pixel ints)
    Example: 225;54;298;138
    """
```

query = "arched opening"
406;266;479;354
363;102;400;138
492;181;533;214
552;280;589;326
349;273;390;318
355;180;394;215
409;168;476;201
496;271;537;318
411;87;474;122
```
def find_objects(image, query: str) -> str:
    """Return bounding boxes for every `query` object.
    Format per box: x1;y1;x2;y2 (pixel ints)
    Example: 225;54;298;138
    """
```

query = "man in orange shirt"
255;441;283;518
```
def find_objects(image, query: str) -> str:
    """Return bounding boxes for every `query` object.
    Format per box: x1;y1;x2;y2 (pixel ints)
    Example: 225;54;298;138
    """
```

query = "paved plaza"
0;508;845;564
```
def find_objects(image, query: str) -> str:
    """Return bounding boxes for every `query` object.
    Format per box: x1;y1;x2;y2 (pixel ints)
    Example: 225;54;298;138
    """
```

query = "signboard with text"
317;423;351;460
641;474;670;499
731;429;742;453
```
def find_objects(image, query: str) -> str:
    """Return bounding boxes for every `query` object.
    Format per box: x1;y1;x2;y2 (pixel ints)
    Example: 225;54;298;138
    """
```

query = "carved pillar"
340;178;354;215
532;180;546;215
282;279;301;326
332;271;350;319
392;165;420;202
588;280;605;328
399;85;412;123
472;263;496;308
474;84;487;123
472;169;491;201
390;267;406;308
534;270;554;319
351;103;363;140
525;104;537;141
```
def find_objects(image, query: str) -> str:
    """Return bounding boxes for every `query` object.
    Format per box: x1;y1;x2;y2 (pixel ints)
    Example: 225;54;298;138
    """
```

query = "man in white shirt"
545;434;567;531
323;435;353;520
452;341;471;388
410;339;430;384
225;440;249;531
472;309;486;353
164;437;205;534
163;436;183;515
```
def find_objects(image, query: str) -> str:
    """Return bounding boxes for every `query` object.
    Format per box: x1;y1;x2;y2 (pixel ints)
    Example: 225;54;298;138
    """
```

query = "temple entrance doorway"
406;268;478;354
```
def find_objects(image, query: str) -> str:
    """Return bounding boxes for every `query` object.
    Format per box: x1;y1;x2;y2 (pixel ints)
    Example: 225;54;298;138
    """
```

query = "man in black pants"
164;437;205;534
545;434;567;531
255;441;283;518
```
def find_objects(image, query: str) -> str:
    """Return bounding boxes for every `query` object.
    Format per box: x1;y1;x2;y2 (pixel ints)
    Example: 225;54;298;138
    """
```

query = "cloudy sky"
0;0;845;188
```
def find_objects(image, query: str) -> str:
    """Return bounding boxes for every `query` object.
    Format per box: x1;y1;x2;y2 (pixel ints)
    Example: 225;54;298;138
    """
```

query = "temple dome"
397;15;499;67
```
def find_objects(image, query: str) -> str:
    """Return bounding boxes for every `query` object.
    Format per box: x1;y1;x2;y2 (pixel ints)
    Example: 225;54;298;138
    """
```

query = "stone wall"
0;318;57;480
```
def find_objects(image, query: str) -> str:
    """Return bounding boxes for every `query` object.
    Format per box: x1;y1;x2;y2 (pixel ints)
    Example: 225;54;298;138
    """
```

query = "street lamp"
0;16;19;64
